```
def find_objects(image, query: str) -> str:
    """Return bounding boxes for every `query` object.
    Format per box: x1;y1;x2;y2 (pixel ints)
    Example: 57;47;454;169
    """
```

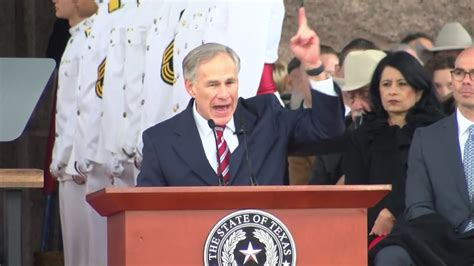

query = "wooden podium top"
87;185;391;217
0;169;44;188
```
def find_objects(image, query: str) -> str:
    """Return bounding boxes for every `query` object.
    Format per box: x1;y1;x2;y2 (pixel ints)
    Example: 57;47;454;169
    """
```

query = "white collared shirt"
193;102;239;174
456;108;474;161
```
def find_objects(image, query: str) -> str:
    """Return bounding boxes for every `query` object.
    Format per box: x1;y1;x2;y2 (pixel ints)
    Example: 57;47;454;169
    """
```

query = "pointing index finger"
298;6;307;28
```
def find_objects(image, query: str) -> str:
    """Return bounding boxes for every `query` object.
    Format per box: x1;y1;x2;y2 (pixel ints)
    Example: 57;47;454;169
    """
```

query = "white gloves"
75;158;92;176
49;160;66;179
105;153;125;178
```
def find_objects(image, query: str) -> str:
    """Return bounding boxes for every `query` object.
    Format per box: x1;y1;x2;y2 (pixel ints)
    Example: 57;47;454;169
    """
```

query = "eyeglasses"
451;68;474;81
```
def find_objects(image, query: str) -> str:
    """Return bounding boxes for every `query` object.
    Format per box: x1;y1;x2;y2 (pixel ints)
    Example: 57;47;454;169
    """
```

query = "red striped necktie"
215;126;230;185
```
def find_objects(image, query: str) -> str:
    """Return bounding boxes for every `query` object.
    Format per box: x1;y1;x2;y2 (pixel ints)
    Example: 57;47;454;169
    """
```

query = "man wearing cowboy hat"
310;49;386;185
335;49;387;126
416;22;473;63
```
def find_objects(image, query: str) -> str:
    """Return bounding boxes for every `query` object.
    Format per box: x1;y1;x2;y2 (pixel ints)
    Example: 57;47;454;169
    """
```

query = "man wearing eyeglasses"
373;47;474;265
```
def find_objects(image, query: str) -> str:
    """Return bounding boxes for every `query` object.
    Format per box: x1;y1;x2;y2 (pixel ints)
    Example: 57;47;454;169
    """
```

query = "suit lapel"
172;100;219;185
441;114;470;205
228;101;257;184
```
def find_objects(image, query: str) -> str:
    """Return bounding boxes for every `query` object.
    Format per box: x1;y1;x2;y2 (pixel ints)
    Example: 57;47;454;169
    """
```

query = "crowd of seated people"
274;21;473;265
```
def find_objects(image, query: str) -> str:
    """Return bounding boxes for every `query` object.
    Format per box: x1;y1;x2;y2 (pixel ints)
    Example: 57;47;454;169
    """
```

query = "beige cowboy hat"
429;22;473;52
335;49;387;92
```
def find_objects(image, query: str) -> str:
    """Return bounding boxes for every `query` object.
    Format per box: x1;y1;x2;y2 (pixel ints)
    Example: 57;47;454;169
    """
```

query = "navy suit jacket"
405;113;472;231
137;89;344;186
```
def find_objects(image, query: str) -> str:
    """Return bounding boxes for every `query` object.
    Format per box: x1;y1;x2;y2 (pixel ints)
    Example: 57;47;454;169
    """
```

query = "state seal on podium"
204;209;296;266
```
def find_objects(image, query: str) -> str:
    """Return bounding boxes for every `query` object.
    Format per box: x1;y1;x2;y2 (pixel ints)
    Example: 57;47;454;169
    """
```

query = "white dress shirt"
193;103;239;175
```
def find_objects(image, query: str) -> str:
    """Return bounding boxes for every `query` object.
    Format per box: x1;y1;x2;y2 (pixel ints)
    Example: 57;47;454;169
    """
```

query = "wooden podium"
87;185;390;266
1;169;44;266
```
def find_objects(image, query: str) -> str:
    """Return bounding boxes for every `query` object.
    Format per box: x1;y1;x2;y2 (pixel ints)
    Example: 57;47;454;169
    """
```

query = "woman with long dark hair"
343;51;444;243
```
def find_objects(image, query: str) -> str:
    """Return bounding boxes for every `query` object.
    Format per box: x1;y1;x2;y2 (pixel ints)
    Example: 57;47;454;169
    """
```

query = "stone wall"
279;0;474;62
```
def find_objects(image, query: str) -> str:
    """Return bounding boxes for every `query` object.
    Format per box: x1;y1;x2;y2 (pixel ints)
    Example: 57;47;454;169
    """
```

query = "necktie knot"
215;126;225;138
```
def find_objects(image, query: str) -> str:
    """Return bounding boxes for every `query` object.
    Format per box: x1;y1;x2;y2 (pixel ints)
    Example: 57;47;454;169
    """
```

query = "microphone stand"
238;119;258;186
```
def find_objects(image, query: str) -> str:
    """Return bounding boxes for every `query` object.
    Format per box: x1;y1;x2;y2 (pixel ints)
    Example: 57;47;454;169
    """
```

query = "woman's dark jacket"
343;105;444;233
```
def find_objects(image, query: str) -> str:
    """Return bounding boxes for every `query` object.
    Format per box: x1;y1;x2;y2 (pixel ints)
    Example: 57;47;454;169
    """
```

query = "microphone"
237;118;258;186
208;119;224;186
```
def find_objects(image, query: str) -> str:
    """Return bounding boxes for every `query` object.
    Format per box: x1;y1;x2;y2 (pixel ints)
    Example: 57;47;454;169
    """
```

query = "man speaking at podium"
137;9;344;186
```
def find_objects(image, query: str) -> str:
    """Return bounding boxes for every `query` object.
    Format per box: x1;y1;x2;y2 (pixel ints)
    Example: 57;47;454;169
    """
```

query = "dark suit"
406;113;472;231
137;90;344;186
374;114;474;265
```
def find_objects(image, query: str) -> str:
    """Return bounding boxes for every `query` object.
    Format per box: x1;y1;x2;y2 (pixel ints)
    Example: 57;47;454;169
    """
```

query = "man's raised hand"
290;7;322;70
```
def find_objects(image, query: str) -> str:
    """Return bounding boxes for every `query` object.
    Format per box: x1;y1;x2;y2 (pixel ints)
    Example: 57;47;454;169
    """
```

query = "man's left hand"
290;7;322;70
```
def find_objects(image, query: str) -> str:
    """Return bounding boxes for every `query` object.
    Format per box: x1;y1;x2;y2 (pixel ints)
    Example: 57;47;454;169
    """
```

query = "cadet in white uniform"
98;0;138;186
135;0;186;166
114;0;149;182
138;1;185;129
66;0;112;265
50;0;90;264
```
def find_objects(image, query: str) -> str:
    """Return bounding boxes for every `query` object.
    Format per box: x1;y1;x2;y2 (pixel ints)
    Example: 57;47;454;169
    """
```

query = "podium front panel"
108;208;367;265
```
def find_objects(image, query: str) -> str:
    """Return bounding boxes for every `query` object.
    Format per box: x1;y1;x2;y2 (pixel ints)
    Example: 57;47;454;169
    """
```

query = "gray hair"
182;43;241;83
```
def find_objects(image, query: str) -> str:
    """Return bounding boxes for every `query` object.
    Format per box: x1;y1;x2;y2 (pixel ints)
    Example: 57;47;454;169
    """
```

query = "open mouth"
213;104;231;115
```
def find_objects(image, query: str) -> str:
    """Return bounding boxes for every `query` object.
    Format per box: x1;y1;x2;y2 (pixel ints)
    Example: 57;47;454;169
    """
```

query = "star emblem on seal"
239;242;262;264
